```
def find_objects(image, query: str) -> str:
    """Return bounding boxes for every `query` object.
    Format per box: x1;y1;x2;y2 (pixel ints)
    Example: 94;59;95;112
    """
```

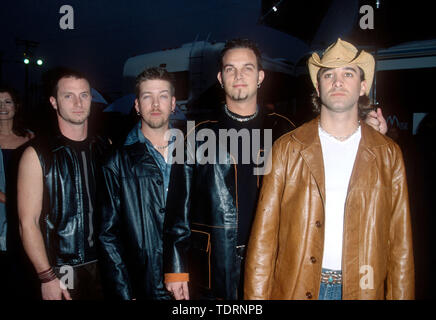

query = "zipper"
70;148;84;263
229;153;239;299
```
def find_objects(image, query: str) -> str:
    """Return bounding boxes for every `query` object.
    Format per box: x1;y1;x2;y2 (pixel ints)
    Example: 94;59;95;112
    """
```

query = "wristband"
38;267;57;283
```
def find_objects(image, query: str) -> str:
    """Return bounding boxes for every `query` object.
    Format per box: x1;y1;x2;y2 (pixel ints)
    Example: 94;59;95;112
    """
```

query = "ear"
360;80;367;96
258;70;265;85
49;96;58;110
171;96;176;112
134;98;140;114
315;84;320;97
217;71;223;86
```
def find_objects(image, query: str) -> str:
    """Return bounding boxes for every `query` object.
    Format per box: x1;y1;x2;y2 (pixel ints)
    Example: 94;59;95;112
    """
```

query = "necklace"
153;144;169;150
224;104;258;122
318;120;360;141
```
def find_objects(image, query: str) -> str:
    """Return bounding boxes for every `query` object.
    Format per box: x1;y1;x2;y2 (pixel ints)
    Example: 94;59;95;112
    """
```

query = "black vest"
30;134;110;267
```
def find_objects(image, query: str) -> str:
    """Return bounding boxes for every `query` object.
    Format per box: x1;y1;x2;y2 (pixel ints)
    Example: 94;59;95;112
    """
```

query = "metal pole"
373;47;378;106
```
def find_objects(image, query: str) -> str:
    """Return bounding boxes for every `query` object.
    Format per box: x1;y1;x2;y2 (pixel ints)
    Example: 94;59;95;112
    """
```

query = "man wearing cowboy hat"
244;38;414;300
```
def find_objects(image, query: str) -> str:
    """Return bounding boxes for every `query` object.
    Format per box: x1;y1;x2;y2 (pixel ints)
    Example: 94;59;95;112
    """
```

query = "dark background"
1;0;435;299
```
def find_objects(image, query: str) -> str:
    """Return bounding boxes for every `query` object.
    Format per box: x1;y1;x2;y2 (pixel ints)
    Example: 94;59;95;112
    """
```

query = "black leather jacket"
164;107;295;300
30;134;110;267
98;125;172;300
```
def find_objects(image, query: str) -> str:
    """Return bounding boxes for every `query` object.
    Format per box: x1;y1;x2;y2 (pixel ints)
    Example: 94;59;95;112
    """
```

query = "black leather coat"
164;107;295;300
30;134;110;267
98;126;172;300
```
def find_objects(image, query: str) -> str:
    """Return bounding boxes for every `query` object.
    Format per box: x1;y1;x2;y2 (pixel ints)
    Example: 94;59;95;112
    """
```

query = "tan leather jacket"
244;118;414;300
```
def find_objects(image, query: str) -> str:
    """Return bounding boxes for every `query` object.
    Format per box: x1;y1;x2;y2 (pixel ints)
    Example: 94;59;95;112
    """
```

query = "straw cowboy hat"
308;38;375;95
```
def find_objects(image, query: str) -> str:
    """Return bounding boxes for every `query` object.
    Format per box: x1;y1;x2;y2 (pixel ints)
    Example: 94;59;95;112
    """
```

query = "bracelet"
37;267;57;283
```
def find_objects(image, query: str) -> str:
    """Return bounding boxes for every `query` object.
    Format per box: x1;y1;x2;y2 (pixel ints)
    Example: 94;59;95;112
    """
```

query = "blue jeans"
318;268;342;300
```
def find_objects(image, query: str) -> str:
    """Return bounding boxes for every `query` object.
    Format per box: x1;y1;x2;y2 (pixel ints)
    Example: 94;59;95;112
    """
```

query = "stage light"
23;58;30;64
272;6;278;12
36;59;43;66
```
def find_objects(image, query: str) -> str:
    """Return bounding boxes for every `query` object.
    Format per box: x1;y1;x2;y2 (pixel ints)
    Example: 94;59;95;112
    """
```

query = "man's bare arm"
17;146;70;300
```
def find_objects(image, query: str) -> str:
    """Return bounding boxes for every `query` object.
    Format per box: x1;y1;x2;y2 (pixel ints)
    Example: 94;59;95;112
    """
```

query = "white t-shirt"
319;125;361;270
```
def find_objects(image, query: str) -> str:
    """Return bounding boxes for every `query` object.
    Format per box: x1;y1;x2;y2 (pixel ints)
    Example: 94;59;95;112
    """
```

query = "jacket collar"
124;121;175;145
292;116;389;203
123;122;160;169
292;116;389;149
124;122;142;146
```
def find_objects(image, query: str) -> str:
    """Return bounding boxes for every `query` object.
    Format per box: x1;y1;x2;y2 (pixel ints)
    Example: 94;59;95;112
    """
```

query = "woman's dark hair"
0;85;32;137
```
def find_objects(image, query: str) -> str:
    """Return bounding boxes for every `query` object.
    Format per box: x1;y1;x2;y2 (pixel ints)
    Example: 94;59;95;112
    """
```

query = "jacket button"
156;180;163;185
315;221;322;228
306;292;313;299
310;256;317;263
159;208;165;213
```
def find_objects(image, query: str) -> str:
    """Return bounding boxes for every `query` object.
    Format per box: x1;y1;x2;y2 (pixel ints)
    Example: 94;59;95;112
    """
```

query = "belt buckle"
321;270;342;285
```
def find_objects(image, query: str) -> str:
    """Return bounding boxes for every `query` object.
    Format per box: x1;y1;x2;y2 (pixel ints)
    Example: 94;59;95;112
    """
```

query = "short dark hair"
312;66;371;119
219;38;263;71
50;68;89;98
135;67;175;99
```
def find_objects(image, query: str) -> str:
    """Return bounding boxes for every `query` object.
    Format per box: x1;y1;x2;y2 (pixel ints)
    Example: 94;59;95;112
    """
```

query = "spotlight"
272;6;278;12
23;58;30;64
36;59;43;66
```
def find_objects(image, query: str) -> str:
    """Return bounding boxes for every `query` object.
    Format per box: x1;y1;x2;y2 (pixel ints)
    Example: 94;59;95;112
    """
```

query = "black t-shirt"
221;108;263;246
61;136;97;262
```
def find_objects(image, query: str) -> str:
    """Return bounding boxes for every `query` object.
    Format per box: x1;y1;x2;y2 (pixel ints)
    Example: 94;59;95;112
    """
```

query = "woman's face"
0;91;16;120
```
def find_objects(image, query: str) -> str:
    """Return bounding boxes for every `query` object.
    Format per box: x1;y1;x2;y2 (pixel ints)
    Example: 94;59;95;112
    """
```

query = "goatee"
230;90;248;101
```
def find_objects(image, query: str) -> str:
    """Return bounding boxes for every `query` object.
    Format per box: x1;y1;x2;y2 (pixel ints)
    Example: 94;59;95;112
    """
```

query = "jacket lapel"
300;142;326;205
294;118;326;204
347;123;377;192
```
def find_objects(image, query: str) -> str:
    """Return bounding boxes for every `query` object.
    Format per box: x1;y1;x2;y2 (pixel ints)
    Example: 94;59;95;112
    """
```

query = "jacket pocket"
189;229;211;289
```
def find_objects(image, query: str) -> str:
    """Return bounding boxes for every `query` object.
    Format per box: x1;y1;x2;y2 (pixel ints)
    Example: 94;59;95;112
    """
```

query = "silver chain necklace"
153;144;169;150
224;104;258;122
318;120;360;141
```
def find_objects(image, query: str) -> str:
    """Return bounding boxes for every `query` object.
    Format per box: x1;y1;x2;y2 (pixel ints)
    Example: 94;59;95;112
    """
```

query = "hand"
41;278;72;300
166;281;190;300
365;107;387;135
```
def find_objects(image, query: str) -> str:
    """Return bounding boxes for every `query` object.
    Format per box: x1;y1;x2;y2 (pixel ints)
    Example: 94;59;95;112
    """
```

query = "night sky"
1;0;360;101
